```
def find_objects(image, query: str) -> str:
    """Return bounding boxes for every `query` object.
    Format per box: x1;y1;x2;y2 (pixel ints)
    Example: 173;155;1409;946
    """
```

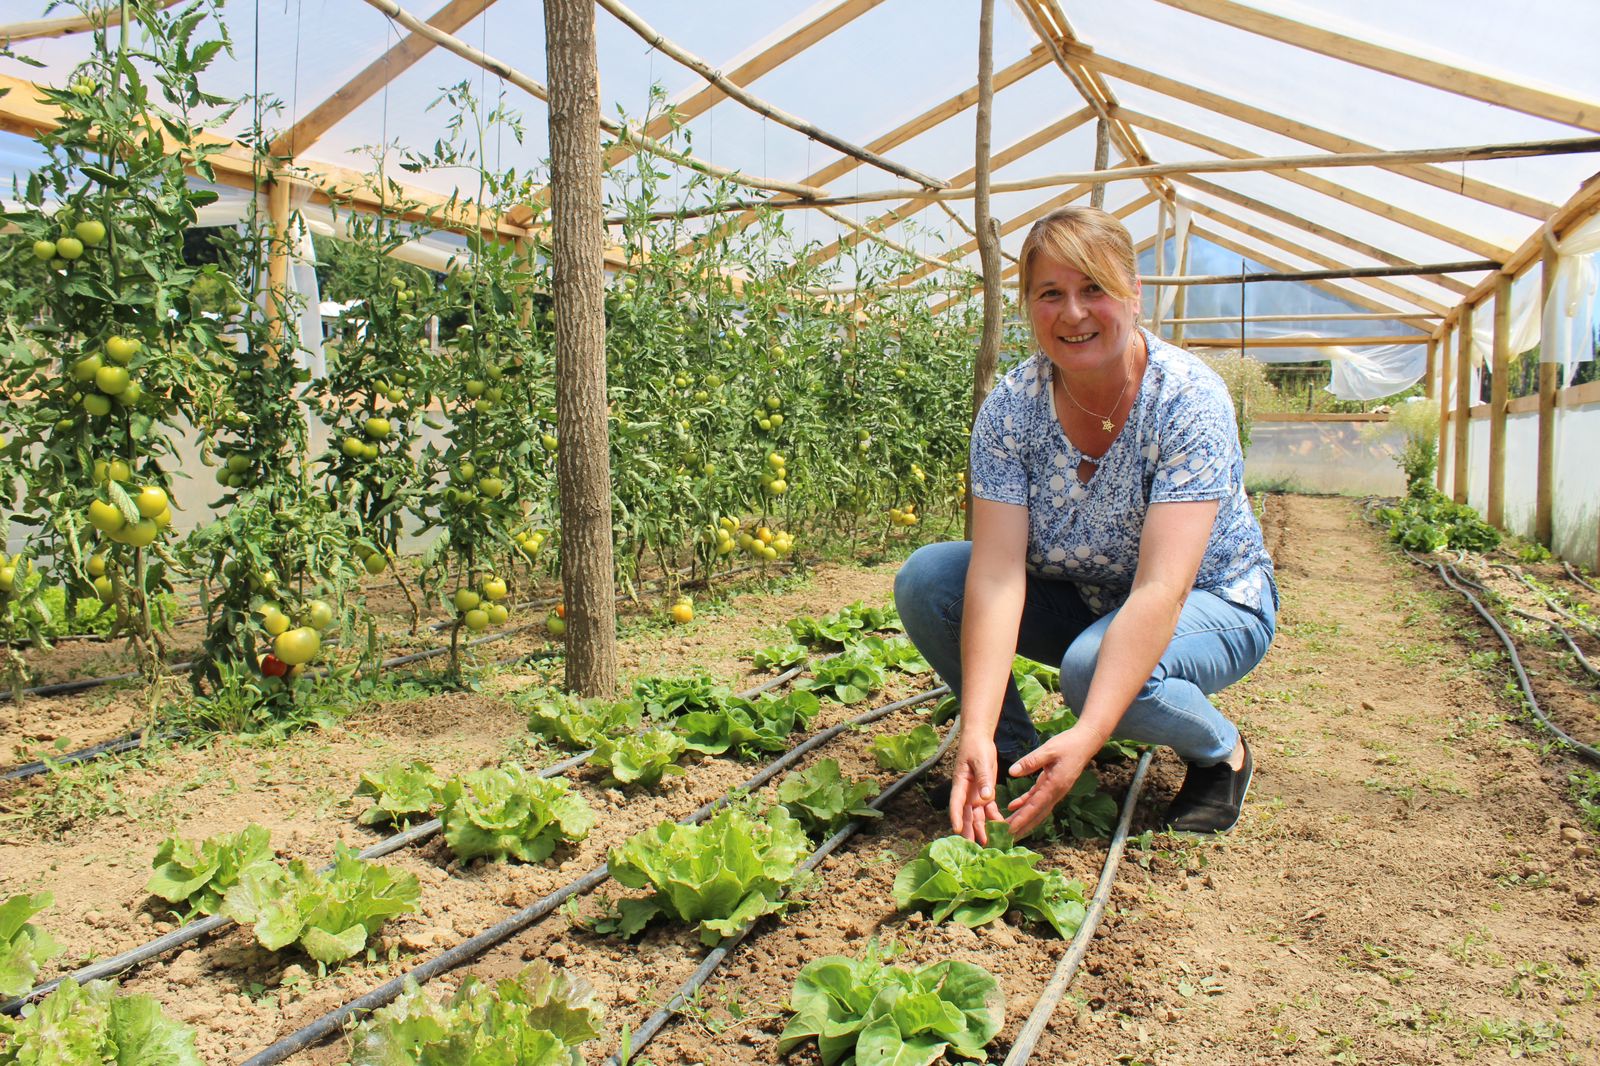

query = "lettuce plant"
521;690;642;749
778;944;1003;1066
588;729;688;788
0;978;201;1066
145;824;275;920
777;759;881;839
677;690;820;758
441;765;595;863
796;647;886;704
221;844;420;966
355;761;446;828
601;806;810;945
0;894;60;999
752;642;807;671
629;672;726;719
788;601;901;648
892;823;1087;938
871;723;941;772
997;770;1118;840
854;634;930;674
346;962;603;1066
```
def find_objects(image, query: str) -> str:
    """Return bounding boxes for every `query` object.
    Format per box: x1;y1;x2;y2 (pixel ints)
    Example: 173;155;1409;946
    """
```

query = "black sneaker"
1163;739;1253;834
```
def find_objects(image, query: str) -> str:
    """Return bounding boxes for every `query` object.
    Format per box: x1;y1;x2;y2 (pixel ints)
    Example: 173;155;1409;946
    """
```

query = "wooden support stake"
1487;276;1511;528
265;177;292;363
971;0;1003;535
1090;118;1110;210
1151;200;1169;334
1435;326;1451;492
1452;306;1473;505
1171;224;1191;346
1536;246;1559;547
545;0;617;698
1423;338;1437;400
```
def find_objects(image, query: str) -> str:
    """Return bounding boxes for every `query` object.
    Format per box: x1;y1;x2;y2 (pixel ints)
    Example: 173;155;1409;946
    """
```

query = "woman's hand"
949;735;1004;844
1003;726;1103;839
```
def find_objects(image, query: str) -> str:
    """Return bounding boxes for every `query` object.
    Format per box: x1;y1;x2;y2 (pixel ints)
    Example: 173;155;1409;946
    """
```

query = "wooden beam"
1066;42;1558;220
1152;0;1600;134
1185;335;1425;349
972;0;1004;533
1423;337;1437;400
1113;109;1516;262
1171;172;1464;305
1487;275;1511;528
1452;304;1473;504
1169;312;1439;324
1171;223;1191;345
1436;325;1451;492
1536;244;1559;546
272;0;494;159
1091;117;1111;209
265;178;292;360
0;0;185;42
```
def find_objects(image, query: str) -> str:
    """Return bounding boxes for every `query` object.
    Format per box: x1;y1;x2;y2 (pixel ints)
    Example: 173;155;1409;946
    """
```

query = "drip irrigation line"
1500;605;1600;684
236;683;949;1066
605;716;963;1065
1487;562;1600;642
1565;561;1600;598
3;663;817;1014
1003;750;1152;1066
1408;552;1600;765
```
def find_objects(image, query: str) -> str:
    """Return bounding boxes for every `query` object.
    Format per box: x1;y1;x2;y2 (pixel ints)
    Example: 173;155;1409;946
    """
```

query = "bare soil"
5;499;1600;1066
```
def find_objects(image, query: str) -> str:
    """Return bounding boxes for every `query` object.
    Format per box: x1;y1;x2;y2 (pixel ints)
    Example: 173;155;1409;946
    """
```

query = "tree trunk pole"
1089;117;1110;210
1435;326;1451;492
1536;244;1559;547
545;0;617;697
1452;305;1473;504
1486;276;1511;528
968;0;1003;537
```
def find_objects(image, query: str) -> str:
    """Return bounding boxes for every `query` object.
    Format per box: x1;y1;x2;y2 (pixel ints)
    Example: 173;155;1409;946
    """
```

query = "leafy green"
677;690;820;758
0;894;60;999
892;823;1087;938
777;759;881;839
854;634;930;674
441;765;595;863
996;770;1118;840
0;978;202;1066
871;723;941;772
601;806;810;945
588;729;688;788
1012;658;1060;715
630;672;726;719
778;943;1004;1066
1377;487;1501;553
355;761;445;828
788;601;902;648
752;642;808;671
796;647;886;704
221;845;420;966
145;824;276;921
346;961;603;1066
521;690;643;749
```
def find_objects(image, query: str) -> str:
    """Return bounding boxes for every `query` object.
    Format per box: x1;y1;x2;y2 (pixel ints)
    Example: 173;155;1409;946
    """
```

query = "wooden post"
1090;117;1110;209
1151;199;1170;332
1452;305;1473;504
1487;276;1511;528
1435;326;1451;492
970;0;1003;536
1171;225;1191;346
545;0;617;698
265;176;292;364
1423;337;1436;399
1536;244;1559;546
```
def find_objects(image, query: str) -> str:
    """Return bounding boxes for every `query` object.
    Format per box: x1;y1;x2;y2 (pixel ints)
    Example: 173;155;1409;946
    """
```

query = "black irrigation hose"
236;683;950;1066
1565;561;1600;598
604;715;963;1066
1410;553;1600;765
1002;751;1153;1066
1502;606;1600;684
1487;562;1600;642
0;662;815;1015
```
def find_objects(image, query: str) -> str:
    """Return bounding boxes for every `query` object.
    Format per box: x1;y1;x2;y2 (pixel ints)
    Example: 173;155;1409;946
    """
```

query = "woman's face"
1026;253;1141;378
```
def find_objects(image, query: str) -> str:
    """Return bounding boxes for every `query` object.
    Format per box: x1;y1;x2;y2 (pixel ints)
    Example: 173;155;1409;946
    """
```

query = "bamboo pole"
1436;325;1451;493
1090;118;1111;210
594;0;945;190
0;0;185;41
1536;245;1559;547
1452;305;1473;505
971;0;1003;535
1487;276;1511;528
545;0;617;698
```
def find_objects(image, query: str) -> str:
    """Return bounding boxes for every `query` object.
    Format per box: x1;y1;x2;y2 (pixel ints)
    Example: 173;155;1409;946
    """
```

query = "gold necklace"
1057;345;1135;433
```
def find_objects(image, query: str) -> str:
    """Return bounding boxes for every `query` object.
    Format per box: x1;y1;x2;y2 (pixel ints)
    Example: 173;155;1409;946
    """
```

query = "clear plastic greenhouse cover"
6;0;1600;398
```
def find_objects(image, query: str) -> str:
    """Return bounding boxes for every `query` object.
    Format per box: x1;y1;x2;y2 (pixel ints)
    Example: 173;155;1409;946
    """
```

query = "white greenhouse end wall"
1243;417;1407;498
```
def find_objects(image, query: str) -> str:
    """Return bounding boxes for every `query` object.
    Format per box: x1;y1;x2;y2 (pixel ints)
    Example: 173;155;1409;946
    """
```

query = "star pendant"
1100;418;1115;432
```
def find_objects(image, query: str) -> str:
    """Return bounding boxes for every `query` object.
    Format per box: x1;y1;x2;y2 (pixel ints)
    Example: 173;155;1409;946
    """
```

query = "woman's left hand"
1003;726;1103;839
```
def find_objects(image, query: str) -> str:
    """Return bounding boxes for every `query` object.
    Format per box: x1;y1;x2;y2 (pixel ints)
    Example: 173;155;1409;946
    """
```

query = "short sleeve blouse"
968;327;1276;616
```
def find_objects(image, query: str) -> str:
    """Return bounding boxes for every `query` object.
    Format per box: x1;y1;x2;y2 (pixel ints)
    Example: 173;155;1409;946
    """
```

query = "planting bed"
4;497;1600;1065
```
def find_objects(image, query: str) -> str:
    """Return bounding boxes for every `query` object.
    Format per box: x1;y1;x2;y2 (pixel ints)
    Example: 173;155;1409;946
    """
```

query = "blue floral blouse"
969;327;1276;616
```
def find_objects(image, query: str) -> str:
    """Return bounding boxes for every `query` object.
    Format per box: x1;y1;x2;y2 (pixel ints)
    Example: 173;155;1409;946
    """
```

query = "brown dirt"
6;503;1600;1066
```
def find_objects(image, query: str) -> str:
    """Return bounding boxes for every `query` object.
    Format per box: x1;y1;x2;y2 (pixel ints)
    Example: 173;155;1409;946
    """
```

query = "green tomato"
362;552;387;575
94;365;130;395
73;220;107;247
364;417;392;440
273;627;322;666
477;476;504;499
105;336;140;363
341;436;364;458
82;393;112;417
227;454;251;474
32;240;56;261
71;354;102;382
453;588;481;612
54;236;84;260
135;486;168;519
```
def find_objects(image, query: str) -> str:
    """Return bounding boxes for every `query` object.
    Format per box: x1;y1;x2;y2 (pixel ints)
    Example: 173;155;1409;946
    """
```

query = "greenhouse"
1;1;1599;1063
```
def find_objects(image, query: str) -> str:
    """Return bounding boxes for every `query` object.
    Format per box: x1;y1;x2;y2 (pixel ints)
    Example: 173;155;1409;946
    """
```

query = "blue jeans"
893;541;1275;767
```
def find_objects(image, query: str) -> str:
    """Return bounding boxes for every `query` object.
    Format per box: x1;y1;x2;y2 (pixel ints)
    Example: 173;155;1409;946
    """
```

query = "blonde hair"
1017;206;1138;305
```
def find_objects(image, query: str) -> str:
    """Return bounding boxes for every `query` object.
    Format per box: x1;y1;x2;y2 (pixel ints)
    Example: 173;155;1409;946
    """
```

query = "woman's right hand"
949;735;1003;844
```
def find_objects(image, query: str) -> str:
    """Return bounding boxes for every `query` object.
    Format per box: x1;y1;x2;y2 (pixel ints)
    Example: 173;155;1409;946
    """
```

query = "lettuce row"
440;765;595;864
676;690;820;758
778;945;1004;1066
346;962;603;1066
145;824;276;921
892;823;1088;938
0;894;60;1000
222;844;420;966
0;978;201;1066
795;647;886;705
521;690;643;750
871;723;941;772
602;806;810;946
777;759;881;839
587;729;688;788
355;761;446;828
788;601;902;648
